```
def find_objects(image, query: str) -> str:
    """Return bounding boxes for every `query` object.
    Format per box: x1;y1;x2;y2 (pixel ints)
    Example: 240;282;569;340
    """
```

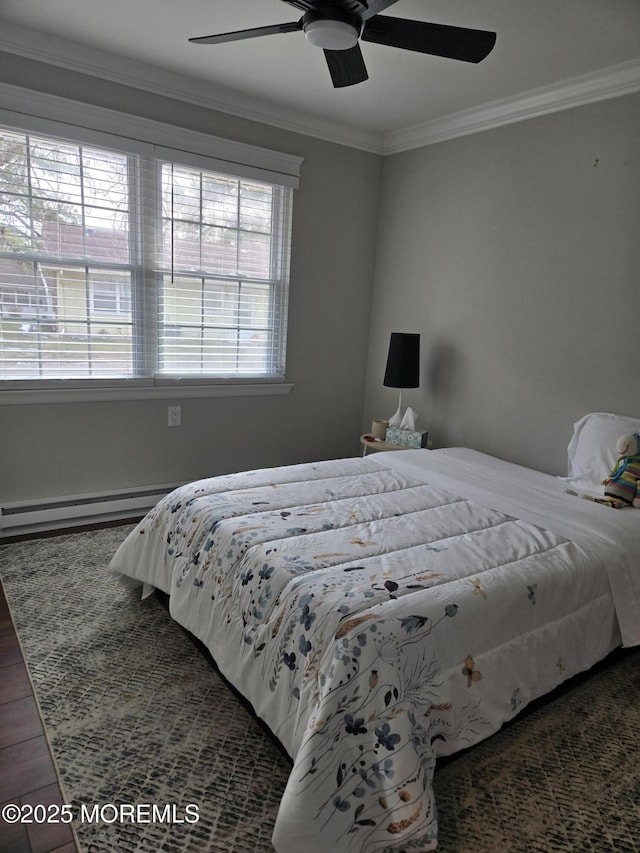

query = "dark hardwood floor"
0;580;79;853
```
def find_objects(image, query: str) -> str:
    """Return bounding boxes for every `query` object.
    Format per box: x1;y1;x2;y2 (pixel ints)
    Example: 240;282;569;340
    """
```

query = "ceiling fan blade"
324;44;369;88
283;0;317;11
189;21;302;45
360;0;400;21
362;15;496;63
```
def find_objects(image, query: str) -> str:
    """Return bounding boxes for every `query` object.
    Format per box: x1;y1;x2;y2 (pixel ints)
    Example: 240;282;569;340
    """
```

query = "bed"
109;412;640;853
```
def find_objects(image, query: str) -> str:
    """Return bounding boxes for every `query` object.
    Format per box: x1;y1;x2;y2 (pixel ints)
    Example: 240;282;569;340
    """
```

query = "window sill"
0;381;294;405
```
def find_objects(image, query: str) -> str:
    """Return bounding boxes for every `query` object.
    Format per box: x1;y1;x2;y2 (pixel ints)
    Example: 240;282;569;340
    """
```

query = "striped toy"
595;433;640;508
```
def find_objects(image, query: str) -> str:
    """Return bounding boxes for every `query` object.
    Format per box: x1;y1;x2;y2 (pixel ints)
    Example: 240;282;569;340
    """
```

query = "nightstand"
360;434;413;456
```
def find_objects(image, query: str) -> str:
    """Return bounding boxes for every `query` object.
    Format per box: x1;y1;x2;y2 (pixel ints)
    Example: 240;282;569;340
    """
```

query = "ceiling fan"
189;0;497;89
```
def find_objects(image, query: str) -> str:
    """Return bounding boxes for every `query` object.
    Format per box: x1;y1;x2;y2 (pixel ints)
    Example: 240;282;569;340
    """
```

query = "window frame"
0;86;301;404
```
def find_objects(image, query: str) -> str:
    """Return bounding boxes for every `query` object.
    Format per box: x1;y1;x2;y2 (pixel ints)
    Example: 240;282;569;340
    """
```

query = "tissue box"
385;427;429;448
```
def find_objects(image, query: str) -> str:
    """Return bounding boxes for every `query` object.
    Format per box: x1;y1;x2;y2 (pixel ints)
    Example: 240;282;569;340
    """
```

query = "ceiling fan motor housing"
302;10;361;50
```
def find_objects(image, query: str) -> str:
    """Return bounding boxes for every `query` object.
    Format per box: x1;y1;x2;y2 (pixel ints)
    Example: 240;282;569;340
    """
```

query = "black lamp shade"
383;332;420;389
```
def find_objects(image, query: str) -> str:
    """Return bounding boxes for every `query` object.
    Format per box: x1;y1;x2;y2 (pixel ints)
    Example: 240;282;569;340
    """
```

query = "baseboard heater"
0;482;183;538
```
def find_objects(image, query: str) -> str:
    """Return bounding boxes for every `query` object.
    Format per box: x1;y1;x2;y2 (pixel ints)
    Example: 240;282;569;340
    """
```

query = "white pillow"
562;412;640;496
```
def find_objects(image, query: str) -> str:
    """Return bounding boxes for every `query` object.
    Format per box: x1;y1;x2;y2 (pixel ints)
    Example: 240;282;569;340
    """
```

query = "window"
89;273;132;317
0;125;294;387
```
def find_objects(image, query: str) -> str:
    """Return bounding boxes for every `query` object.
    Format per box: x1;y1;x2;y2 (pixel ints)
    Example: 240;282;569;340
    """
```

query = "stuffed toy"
567;433;640;508
597;433;640;507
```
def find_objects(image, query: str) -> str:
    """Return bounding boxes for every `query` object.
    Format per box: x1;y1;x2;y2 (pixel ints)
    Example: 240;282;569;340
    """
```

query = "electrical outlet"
168;405;181;427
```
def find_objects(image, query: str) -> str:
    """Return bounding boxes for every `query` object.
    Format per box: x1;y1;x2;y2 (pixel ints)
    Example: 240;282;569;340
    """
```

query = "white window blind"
0;123;294;386
156;161;291;379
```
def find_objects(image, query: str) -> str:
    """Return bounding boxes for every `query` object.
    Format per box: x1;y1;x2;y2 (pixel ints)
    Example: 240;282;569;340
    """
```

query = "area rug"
1;525;639;853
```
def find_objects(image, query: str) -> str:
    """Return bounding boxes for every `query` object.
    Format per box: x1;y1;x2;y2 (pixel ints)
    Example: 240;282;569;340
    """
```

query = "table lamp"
383;332;420;427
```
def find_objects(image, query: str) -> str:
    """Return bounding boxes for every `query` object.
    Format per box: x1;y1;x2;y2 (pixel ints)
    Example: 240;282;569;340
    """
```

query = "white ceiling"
1;0;640;153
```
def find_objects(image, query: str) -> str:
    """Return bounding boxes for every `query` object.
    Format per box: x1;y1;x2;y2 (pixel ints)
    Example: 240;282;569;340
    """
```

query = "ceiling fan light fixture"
304;20;359;50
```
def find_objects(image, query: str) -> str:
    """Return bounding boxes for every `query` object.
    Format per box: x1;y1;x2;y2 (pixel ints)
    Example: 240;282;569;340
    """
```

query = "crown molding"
382;58;640;154
0;21;638;157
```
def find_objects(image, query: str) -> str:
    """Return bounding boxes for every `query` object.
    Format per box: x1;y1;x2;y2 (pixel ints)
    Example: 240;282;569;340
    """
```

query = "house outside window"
0;125;295;388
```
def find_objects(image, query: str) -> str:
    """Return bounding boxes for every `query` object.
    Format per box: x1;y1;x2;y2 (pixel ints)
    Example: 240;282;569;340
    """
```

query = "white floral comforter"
109;448;638;852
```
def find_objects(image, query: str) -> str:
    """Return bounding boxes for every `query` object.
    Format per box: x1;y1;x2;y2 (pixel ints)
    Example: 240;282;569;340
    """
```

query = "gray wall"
363;93;640;475
0;54;382;503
